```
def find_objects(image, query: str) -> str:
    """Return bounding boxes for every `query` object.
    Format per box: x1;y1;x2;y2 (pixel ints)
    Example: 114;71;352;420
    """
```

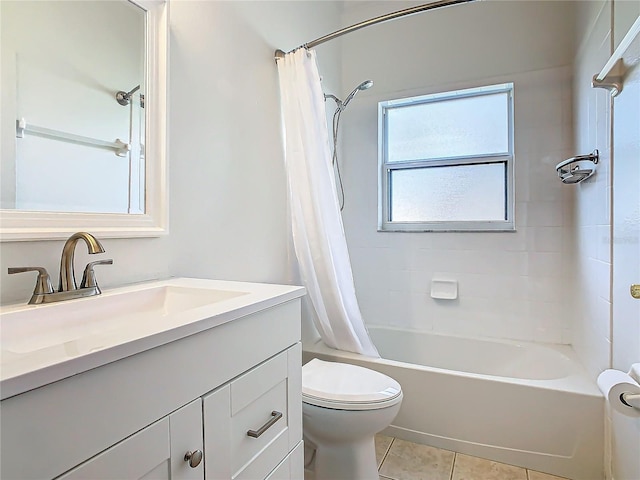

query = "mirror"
0;0;167;240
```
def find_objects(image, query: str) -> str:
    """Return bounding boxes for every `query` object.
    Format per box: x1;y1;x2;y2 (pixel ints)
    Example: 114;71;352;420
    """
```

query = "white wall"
0;236;171;305
338;0;577;344
167;0;342;336
0;1;341;308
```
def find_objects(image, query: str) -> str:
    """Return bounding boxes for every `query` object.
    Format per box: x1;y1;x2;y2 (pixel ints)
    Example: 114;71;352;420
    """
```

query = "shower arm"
275;0;475;59
324;94;343;106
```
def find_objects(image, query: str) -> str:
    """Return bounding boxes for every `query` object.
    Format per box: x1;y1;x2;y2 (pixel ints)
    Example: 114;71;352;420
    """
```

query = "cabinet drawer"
231;351;289;480
264;441;303;480
203;343;302;480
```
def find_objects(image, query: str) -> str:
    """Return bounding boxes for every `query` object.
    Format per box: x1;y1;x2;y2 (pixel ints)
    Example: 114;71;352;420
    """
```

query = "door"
57;400;203;480
611;24;640;480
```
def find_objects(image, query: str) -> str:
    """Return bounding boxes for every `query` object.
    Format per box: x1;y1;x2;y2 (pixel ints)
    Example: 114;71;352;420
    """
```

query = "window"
378;83;514;231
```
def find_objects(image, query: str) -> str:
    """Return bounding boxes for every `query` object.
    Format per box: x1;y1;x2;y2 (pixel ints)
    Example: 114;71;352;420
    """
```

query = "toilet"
302;358;403;480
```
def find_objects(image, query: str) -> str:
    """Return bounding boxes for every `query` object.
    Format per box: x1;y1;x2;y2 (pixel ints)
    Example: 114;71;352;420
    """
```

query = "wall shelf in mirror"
0;0;167;241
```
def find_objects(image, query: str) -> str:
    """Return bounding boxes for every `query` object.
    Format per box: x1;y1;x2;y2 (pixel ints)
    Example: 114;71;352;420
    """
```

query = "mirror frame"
0;0;168;241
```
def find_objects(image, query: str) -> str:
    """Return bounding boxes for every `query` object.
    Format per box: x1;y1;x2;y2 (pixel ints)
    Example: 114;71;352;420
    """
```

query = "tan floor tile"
452;453;527;480
375;434;394;468
379;438;455;480
527;471;569;480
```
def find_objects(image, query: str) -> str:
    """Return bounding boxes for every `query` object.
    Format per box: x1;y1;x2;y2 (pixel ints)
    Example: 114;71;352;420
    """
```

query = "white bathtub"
303;326;604;480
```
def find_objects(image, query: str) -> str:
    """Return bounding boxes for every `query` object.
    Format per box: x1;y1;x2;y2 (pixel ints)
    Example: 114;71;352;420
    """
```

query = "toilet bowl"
302;358;403;480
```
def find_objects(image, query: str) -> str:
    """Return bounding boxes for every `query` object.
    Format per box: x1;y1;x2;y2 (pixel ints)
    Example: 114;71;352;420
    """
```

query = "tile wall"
572;0;613;379
343;67;575;344
338;1;578;345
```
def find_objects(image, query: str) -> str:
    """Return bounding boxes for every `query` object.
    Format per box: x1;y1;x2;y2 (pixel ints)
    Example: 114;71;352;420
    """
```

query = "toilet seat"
302;359;402;411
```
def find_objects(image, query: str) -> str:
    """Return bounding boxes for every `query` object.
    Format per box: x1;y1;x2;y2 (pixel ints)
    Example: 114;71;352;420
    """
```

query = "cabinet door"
264;441;303;480
57;400;203;480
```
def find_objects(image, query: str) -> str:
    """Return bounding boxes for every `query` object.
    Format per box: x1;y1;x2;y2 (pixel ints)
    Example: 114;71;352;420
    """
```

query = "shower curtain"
276;49;379;358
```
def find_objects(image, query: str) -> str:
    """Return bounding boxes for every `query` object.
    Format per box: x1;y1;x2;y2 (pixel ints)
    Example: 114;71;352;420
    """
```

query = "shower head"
116;85;141;106
341;79;374;109
359;80;374;90
324;80;374;110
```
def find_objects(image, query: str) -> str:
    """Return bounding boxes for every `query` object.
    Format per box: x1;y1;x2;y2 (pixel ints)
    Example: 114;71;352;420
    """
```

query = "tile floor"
375;435;569;480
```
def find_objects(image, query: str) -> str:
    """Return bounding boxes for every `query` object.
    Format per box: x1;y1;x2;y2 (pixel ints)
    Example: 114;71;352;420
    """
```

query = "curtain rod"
275;0;476;60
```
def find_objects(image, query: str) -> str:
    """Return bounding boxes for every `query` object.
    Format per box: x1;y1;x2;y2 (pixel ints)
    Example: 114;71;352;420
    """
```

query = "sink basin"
0;277;305;400
3;285;248;354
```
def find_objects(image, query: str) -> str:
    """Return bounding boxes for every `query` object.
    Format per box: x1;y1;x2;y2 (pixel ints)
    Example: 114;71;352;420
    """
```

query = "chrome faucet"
8;232;113;305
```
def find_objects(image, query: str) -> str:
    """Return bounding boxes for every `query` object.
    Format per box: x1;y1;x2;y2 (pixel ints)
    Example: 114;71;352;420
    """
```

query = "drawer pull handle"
184;450;203;468
247;411;283;438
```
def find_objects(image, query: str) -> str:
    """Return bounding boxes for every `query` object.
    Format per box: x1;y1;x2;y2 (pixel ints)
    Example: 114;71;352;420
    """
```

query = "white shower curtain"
277;49;379;358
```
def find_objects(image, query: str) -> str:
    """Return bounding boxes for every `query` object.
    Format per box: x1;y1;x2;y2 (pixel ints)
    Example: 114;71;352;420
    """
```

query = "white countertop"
0;278;305;400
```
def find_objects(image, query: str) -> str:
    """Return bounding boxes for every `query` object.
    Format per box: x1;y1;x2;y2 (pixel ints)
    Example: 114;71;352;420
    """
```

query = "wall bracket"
591;74;623;97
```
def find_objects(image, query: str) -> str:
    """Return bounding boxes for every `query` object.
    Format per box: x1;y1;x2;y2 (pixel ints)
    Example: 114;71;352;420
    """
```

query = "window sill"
378;222;516;233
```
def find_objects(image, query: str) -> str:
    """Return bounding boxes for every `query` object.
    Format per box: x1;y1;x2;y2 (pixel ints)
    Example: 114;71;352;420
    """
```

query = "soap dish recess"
431;279;458;300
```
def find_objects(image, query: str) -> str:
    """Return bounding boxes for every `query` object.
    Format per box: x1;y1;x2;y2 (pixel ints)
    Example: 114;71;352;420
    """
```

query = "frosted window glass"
387;92;509;162
390;163;506;222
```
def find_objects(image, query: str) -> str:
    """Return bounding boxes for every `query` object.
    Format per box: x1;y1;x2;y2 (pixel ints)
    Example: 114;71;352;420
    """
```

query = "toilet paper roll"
597;369;640;417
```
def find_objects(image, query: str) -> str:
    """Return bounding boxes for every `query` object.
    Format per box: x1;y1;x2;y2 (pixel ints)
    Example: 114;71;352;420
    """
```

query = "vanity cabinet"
0;298;303;480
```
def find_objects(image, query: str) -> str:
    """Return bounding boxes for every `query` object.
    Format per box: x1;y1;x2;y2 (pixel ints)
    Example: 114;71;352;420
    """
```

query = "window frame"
378;83;515;232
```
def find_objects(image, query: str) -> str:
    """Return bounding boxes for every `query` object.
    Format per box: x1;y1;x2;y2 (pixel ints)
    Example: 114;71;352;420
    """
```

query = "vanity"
2;1;302;476
0;278;306;480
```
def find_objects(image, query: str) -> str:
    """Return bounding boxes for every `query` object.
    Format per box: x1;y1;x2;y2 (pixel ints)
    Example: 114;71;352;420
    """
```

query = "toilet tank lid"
302;358;402;406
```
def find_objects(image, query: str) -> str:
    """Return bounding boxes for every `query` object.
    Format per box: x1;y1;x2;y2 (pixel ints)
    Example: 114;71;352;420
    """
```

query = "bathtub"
303;326;604;480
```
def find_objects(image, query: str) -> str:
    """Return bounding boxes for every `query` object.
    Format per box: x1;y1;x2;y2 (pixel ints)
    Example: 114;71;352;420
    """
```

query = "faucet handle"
8;267;54;295
80;259;113;292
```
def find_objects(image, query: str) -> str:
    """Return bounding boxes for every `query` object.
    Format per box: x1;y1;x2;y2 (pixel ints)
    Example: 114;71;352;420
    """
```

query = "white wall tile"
456;273;529;301
571;0;613;382
388;291;434;331
340;33;575;343
358;288;390;327
527;252;565;278
527;227;565;252
596;224;612;263
349;246;391;292
527;275;565;302
387;268;431;293
525;201;565;227
530;300;568;343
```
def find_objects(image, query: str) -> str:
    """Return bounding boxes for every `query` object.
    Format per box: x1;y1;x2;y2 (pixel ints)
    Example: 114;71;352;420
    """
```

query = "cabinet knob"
184;450;203;468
